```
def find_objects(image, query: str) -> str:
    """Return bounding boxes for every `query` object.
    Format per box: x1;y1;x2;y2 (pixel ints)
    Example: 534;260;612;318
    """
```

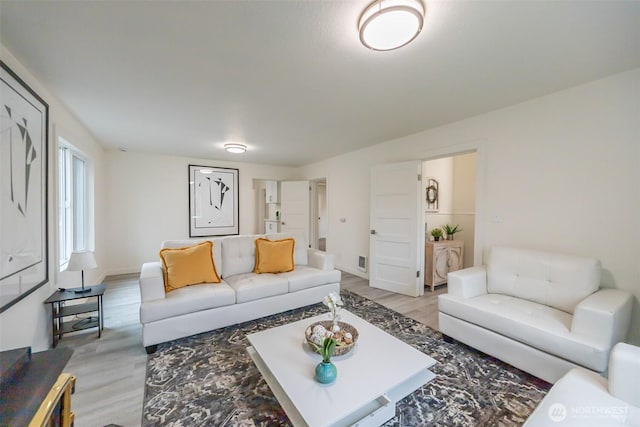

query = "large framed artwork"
188;165;239;237
0;61;49;314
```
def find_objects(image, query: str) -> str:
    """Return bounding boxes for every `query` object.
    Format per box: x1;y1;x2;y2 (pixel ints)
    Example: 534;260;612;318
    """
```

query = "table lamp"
66;250;97;293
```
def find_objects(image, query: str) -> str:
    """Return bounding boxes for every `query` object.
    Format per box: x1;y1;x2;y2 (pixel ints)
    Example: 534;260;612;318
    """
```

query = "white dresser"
424;240;464;292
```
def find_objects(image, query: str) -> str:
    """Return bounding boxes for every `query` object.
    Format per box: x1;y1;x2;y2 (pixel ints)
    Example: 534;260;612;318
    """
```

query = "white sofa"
524;343;640;426
438;247;633;383
139;233;341;353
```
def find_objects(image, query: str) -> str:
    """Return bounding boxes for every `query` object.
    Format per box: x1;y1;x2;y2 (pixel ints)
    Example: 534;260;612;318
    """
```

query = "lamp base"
71;287;92;294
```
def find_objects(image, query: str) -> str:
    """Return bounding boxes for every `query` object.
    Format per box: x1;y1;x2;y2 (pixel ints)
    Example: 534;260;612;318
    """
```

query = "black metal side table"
44;284;106;347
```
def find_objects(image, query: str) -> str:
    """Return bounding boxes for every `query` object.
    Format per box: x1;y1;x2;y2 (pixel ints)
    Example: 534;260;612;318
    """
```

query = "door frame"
309;177;328;250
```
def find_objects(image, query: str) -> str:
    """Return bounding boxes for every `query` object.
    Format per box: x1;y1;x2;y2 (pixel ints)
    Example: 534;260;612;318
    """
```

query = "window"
58;139;92;268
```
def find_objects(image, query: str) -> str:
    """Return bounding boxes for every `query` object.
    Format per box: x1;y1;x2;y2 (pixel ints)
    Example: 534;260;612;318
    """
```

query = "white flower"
329;292;343;306
323;292;344;329
344;332;352;340
322;296;332;307
332;324;341;333
322;292;343;308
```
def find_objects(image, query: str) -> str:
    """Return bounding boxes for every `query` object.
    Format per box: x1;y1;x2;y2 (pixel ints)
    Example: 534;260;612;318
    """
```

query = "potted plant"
442;224;462;240
312;337;337;384
308;292;344;384
430;227;443;241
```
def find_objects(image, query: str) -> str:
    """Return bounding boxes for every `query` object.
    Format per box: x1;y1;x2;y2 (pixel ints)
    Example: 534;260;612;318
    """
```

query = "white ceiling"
1;1;639;167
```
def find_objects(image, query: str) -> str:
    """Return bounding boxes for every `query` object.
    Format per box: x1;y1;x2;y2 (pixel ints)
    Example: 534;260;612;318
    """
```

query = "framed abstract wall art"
0;61;49;313
188;165;239;237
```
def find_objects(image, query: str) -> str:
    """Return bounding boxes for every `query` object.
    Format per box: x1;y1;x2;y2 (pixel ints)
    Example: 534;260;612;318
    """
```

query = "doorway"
368;152;477;297
310;178;327;251
422;151;477;290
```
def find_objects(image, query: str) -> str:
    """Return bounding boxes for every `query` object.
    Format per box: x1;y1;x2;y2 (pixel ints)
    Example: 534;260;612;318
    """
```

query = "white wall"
299;69;640;344
105;151;296;274
451;152;476;268
0;46;108;351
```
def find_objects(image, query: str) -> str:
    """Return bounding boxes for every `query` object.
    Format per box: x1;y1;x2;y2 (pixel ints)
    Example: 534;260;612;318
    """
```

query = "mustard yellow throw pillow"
254;238;295;274
159;241;221;292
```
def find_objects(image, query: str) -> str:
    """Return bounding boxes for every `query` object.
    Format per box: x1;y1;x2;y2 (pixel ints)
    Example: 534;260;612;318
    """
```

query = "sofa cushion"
254;238;295;274
225;272;288;303
159;241;221;292
488;247;600;314
162;238;224;278
140;281;235;323
221;235;264;278
278;266;342;292
439;293;609;371
267;232;308;265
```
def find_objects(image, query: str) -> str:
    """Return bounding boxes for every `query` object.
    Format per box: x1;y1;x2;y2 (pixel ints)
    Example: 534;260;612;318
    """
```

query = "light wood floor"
59;272;445;427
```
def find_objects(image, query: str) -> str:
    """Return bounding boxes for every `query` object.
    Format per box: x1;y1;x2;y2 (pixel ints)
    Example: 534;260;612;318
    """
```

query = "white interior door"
280;181;310;246
370;161;423;297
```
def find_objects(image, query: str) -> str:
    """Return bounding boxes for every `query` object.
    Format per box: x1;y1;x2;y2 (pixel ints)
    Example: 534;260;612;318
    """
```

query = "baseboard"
96;271;107;285
336;264;368;280
106;267;141;277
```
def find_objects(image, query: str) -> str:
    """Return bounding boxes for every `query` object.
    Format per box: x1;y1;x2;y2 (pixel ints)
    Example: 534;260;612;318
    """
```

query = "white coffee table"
247;310;436;427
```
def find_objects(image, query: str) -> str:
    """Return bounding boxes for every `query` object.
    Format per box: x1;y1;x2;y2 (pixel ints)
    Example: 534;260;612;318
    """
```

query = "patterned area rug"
143;291;550;426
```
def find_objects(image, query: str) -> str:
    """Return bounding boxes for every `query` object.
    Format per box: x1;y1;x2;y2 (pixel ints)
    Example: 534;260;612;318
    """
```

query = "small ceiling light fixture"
359;0;425;51
224;143;247;154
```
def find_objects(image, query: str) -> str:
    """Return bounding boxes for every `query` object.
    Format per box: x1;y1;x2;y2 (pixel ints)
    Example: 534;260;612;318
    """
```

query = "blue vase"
315;361;337;384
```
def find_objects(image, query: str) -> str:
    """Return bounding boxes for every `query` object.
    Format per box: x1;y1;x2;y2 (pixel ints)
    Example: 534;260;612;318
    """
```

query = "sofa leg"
145;345;158;355
442;334;455;344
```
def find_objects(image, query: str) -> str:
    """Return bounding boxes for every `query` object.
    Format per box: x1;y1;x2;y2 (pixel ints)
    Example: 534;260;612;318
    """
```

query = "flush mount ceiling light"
224;143;247;154
359;0;425;51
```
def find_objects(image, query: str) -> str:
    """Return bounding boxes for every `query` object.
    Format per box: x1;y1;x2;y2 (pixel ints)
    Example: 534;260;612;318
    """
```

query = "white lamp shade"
66;251;97;271
359;0;425;51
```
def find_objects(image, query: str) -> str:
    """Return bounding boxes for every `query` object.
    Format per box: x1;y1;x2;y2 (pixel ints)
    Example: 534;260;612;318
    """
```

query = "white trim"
413;140;486;268
426;211;476;216
57;137;95;271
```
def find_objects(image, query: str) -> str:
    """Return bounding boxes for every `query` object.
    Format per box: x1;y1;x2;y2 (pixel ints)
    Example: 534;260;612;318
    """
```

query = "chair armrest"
446;266;487;298
608;342;640;406
571;289;633;347
139;262;166;303
307;249;335;270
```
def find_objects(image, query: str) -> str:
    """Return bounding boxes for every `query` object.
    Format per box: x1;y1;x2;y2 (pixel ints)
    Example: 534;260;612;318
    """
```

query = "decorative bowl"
305;321;359;357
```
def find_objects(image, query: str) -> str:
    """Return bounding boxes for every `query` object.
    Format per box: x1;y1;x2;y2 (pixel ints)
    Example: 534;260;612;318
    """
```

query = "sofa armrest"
307;249;335;270
608;342;640;406
447;266;487;298
571;289;633;347
139;262;166;303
